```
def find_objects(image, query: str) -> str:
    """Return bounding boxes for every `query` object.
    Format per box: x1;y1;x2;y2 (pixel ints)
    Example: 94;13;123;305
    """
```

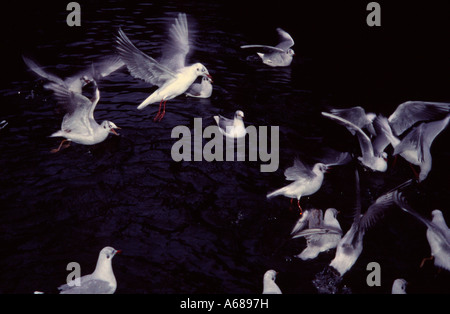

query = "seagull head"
264;270;278;282
287;48;295;56
234;110;244;120
102;121;121;136
99;246;121;260
193;63;213;82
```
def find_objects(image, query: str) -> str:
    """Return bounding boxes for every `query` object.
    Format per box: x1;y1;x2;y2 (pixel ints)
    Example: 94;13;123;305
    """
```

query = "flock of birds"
18;12;449;294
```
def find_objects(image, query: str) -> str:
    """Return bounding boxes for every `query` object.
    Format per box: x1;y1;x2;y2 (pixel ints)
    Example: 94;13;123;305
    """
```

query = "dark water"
0;0;449;294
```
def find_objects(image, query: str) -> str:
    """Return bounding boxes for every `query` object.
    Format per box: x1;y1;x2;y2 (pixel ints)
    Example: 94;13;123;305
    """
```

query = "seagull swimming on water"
262;270;282;294
241;28;295;67
186;76;213;98
45;79;120;153
213;110;246;139
58;246;121;294
291;208;343;260
116;13;213;121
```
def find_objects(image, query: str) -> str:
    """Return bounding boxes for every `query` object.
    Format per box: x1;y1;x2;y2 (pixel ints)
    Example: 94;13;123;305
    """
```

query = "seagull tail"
137;92;159;110
266;187;286;199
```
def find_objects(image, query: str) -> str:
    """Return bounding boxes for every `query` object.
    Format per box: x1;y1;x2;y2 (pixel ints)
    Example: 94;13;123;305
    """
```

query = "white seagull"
391;278;408;294
322;111;388;172
241;28;295;67
376;114;450;182
186;76;213;98
45;79;120;153
58;246;121;294
262;270;282;294
22;55;124;94
267;153;349;213
116;13;212;121
291;208;343;260
213;110;246;139
394;191;450;272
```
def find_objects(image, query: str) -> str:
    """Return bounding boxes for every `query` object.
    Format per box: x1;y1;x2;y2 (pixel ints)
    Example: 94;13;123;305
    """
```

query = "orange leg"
419;255;434;268
50;139;71;153
409;163;420;180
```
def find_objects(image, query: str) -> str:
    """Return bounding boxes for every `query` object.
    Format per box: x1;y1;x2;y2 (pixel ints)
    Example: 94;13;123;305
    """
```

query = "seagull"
213;110;246;139
241;28;295;67
291;208;343;260
22;55;124;94
45;79;120;153
58;246;121;294
322;112;388;172
329;169;412;276
393;192;450;272
116;13;212;121
391;278;408;294
376;114;450;182
327;106;377;137
262;270;282;294
186;76;213;98
267;152;349;213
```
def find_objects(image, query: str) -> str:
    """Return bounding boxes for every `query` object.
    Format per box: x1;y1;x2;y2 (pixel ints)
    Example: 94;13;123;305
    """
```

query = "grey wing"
421;115;450;147
159;13;190;72
389;101;450;136
45;82;94;134
284;158;313;181
275;28;294;50
358;179;413;232
92;54;125;78
290;210;310;235
329;107;367;128
59;278;114;294
116;28;176;86
393;191;450;246
22;56;65;85
292;227;343;239
372;115;392;156
215;114;234;132
394;124;425;161
322;112;375;158
240;44;285;53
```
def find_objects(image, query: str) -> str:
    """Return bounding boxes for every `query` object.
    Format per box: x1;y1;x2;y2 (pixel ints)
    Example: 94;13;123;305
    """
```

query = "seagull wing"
45;82;95;135
159;13;190;72
275;28;294;50
322;112;375;159
116;28;176;86
240;44;285;53
284;158;314;181
388;101;450;136
22;56;65;85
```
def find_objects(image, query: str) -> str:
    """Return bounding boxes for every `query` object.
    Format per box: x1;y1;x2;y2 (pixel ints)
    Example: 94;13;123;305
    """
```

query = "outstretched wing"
275;28;294;50
116;28;176;86
45;82;95;135
240;44;285;53
159;13;190;72
284;158;313;181
22;55;65;85
388;101;450;136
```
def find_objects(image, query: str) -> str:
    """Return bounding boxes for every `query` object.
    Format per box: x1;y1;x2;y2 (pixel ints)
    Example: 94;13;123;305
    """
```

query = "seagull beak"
325;166;332;173
205;74;213;83
115;249;122;255
110;128;120;136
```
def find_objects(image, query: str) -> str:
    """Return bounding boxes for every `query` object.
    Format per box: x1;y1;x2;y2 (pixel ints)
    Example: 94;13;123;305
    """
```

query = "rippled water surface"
1;1;449;294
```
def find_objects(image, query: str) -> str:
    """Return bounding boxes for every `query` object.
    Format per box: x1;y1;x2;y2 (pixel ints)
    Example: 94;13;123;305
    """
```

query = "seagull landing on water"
241;28;295;67
45;79;120;153
116;13;212;122
267;153;349;214
213;110;246;139
262;270;282;294
58;246;121;294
